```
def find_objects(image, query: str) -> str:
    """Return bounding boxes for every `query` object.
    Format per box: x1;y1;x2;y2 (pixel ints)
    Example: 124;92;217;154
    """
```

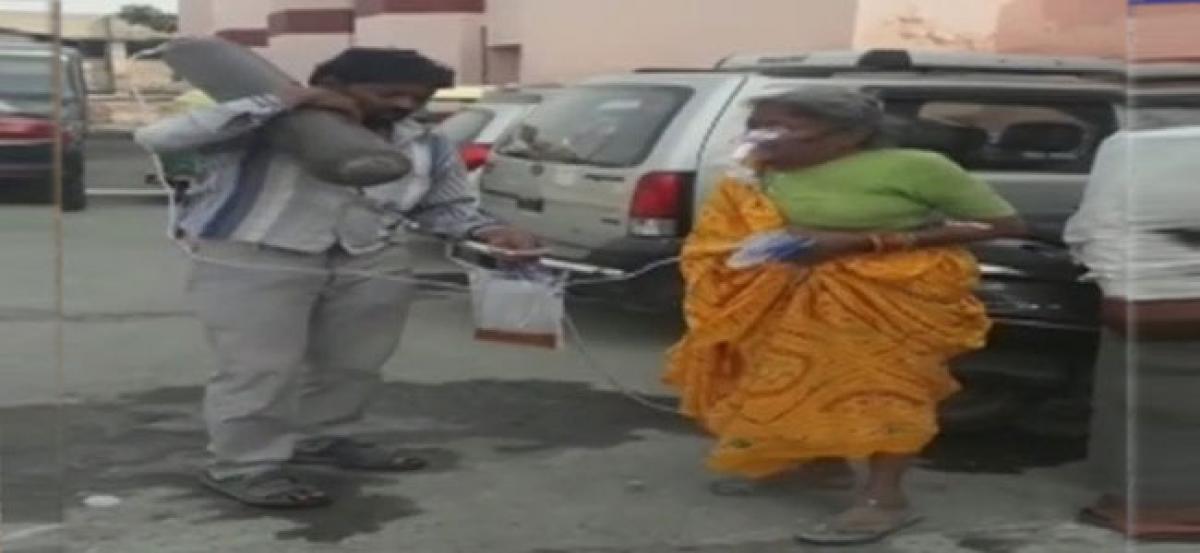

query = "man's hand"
474;226;542;260
279;86;362;122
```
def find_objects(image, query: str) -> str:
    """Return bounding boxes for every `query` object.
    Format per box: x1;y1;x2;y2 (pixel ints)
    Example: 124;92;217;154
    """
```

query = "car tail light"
0;116;71;145
629;171;694;237
460;142;492;171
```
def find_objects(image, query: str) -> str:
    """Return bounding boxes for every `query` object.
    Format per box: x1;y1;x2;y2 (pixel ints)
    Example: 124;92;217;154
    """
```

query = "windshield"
495;85;691;167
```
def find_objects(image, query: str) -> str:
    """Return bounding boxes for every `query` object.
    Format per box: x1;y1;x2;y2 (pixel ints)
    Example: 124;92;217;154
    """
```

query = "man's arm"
133;94;287;155
409;133;540;253
408;133;502;239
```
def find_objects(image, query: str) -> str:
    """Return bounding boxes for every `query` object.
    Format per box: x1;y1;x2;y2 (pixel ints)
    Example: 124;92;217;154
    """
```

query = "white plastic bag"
470;267;566;350
727;230;816;269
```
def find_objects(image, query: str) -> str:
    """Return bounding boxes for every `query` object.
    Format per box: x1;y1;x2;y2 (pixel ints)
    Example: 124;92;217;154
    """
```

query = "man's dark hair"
309;48;455;88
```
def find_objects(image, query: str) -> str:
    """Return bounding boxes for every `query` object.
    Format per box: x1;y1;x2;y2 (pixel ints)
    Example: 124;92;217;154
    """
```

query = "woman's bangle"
879;232;918;252
867;234;886;253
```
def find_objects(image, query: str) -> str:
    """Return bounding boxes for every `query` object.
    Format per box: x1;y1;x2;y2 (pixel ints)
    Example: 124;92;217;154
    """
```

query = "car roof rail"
716;49;1127;80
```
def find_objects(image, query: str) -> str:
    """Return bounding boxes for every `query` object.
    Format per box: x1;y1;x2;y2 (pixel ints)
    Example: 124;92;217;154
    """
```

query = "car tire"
61;173;87;212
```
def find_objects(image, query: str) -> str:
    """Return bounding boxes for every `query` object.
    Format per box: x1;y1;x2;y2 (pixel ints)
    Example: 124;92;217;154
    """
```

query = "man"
136;49;536;509
1064;123;1200;540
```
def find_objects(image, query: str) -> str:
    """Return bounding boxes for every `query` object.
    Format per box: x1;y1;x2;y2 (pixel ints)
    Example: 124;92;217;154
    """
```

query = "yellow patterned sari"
665;178;992;478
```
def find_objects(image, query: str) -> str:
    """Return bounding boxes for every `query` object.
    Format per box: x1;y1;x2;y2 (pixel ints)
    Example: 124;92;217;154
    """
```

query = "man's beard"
364;108;412;129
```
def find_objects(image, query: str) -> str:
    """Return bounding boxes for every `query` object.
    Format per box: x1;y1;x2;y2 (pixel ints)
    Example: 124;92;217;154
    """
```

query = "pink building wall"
355;13;486;84
267;0;355;81
180;0;1200;86
485;0;860;84
854;0;1007;51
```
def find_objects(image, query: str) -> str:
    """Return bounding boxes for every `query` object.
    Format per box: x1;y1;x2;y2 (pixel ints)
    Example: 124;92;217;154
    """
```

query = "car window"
496;85;692;168
0;55;78;99
884;98;1118;174
437;108;496;146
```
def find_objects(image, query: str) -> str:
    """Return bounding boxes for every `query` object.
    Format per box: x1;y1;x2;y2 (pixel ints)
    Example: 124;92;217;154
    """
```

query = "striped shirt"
134;94;498;254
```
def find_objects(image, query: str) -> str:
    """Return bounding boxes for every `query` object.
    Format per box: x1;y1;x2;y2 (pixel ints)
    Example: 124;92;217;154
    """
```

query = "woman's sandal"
290;437;428;472
199;469;332;509
794;499;924;546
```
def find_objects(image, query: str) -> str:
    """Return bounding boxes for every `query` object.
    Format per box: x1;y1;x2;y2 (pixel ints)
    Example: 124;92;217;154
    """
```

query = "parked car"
0;40;89;211
436;86;558;192
479;49;1131;431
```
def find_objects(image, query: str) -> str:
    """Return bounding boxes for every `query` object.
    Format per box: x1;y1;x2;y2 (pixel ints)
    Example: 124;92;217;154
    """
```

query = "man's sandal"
290;437;428;472
199;469;332;509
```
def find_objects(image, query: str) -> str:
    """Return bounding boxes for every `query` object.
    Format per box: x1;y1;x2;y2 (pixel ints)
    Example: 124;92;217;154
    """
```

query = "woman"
666;87;1026;545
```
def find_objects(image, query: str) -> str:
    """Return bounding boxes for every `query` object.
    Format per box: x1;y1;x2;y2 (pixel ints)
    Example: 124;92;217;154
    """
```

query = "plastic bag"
470;267;566;350
727;230;816;269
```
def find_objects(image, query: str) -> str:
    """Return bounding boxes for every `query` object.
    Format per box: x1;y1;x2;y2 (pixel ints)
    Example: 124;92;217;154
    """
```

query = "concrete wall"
267;0;355;81
501;0;860;84
994;0;1200;61
178;0;1200;87
210;0;273;53
1129;2;1200;61
355;12;485;84
177;0;214;37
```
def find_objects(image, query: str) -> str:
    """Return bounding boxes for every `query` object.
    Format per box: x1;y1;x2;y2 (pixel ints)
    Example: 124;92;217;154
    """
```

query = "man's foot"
795;498;923;546
291;437;428;472
199;469;332;509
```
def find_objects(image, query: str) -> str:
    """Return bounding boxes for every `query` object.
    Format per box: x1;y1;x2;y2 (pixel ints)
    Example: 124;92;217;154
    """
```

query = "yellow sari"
665;178;992;478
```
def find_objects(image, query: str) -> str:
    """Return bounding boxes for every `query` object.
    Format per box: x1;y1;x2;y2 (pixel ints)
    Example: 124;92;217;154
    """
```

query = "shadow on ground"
0;379;688;544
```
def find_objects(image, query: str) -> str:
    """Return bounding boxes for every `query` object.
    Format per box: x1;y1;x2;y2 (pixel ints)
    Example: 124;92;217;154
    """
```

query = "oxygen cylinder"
161;37;412;187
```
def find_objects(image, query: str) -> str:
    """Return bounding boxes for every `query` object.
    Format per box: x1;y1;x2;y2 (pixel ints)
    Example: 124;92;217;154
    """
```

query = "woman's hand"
789;228;872;265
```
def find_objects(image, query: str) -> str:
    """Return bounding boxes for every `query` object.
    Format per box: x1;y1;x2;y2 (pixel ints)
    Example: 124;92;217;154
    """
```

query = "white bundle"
1065;126;1200;300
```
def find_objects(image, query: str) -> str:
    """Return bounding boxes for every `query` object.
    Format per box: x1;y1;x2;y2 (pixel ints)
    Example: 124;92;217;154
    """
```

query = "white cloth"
1064;127;1200;301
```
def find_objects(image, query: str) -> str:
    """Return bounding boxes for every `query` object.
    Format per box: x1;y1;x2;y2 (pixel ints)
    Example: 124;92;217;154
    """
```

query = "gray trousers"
187;241;414;478
1088;330;1200;508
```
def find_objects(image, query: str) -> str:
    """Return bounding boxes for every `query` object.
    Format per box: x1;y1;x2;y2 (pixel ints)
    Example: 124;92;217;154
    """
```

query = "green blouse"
763;149;1016;231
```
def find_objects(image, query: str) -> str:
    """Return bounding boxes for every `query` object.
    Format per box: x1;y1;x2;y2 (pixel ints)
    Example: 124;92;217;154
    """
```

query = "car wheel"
61;173;87;212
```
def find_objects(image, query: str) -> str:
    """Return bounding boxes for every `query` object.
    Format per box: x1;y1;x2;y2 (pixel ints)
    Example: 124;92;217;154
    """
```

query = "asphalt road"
0;136;1177;552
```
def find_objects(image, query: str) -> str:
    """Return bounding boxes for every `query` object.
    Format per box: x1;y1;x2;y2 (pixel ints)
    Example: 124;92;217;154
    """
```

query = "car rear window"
437;108;496;145
0;55;77;98
883;97;1118;174
495;85;692;168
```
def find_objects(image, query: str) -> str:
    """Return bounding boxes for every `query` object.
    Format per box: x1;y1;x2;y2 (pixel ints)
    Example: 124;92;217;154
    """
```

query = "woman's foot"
795;498;923;546
709;460;856;496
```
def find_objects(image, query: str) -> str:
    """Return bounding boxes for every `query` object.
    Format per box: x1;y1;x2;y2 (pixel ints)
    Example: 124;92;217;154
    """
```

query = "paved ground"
0;137;1186;552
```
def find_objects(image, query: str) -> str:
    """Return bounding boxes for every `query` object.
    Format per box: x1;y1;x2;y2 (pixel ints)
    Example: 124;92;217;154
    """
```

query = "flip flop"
199;469;332;509
290;437;428;472
795;503;924;546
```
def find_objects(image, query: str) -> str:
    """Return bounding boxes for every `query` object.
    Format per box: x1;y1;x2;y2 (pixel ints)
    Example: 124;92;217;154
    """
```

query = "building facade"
176;0;1200;85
